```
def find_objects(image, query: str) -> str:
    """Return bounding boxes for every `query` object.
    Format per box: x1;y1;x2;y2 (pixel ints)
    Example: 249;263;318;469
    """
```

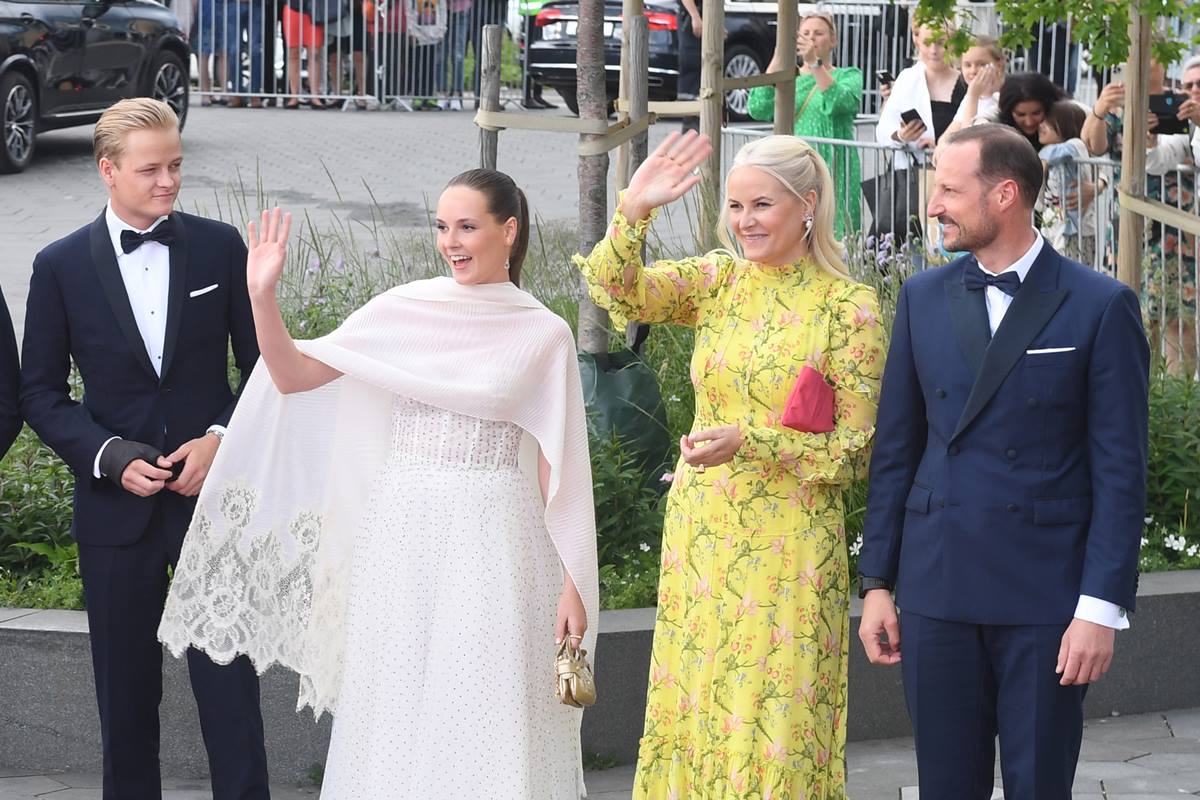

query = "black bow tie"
120;222;174;254
964;265;1022;297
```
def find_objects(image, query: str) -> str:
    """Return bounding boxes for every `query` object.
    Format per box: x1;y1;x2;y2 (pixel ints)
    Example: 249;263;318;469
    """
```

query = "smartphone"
900;108;924;126
1149;92;1189;135
876;69;895;85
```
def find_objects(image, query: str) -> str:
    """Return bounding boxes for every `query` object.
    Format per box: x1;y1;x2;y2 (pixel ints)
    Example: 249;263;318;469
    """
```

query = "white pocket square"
189;283;219;298
1026;347;1076;355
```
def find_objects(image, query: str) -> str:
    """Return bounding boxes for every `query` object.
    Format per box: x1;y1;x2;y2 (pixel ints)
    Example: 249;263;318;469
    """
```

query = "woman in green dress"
748;12;863;238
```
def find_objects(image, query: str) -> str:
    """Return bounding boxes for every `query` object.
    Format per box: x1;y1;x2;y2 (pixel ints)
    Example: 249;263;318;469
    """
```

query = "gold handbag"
555;638;597;708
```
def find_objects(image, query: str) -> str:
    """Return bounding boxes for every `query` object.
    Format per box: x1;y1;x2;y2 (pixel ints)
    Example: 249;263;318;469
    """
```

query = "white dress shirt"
93;205;170;478
977;232;1130;631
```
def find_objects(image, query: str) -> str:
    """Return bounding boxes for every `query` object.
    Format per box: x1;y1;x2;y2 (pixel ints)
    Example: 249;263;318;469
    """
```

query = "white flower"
1165;534;1187;552
1188;544;1199;558
1140;537;1149;549
639;542;651;553
1144;516;1154;525
668;394;680;403
849;534;863;557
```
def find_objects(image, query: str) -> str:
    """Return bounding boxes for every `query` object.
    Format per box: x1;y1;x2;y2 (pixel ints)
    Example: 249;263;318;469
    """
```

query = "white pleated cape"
157;277;599;717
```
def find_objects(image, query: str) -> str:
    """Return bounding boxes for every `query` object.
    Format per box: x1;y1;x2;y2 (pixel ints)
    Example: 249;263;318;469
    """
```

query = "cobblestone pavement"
0;99;684;336
2;707;1199;799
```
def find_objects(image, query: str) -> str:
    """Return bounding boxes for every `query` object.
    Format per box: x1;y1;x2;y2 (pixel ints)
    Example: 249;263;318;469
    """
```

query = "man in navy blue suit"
0;283;19;455
19;99;268;800
0;284;20;458
857;123;1148;799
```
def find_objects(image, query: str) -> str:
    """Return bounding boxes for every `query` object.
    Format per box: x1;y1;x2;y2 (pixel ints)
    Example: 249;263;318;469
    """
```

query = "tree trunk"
1116;12;1148;291
576;0;610;354
773;0;797;135
478;25;502;169
697;0;724;251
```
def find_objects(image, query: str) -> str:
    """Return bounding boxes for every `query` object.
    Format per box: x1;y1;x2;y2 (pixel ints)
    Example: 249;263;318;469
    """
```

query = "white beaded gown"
318;396;587;799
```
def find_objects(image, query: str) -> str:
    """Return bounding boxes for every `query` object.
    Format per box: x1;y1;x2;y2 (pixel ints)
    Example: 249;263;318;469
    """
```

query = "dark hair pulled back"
998;72;1067;147
446;168;530;286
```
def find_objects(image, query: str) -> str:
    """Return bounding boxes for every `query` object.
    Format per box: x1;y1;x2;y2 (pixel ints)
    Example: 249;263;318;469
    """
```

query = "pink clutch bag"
781;366;836;433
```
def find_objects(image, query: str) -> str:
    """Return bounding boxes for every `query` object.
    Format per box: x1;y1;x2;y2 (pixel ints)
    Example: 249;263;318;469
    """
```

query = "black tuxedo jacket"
859;243;1150;624
0;284;20;458
20;211;259;546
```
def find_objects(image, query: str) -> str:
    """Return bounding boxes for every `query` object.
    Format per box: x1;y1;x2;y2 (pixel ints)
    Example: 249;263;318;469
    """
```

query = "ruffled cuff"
571;194;660;321
738;423;875;486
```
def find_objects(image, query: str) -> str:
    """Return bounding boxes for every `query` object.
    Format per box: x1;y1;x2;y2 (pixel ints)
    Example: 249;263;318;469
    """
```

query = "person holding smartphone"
748;11;863;236
875;23;966;170
1083;59;1197;376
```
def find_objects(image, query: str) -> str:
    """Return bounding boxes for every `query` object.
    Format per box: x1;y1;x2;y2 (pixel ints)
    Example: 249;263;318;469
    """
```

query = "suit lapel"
89;213;159;382
951;244;1068;442
944;257;990;377
158;214;188;382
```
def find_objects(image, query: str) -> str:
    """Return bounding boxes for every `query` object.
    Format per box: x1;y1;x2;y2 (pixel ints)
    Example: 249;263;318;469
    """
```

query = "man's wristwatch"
858;575;892;599
205;426;226;442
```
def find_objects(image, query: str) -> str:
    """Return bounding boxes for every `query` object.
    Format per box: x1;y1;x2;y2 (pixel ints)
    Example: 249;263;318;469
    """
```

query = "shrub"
1141;373;1200;571
0;427;76;575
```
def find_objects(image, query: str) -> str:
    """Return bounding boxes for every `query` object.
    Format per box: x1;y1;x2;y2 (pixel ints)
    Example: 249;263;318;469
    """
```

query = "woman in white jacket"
875;25;966;170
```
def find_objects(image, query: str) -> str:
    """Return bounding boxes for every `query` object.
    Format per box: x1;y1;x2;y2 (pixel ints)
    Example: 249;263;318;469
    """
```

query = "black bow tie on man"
964;264;1022;296
120;221;175;254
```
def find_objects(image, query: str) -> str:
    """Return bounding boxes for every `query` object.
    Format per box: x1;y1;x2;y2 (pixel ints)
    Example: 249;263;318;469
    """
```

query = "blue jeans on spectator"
229;1;265;93
435;10;470;95
195;0;234;55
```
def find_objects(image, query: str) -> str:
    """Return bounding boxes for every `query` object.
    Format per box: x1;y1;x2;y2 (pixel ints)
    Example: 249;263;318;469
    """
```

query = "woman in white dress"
157;170;598;799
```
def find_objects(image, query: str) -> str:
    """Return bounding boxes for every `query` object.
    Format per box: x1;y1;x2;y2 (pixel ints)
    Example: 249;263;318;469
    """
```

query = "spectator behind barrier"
748;11;864;237
283;0;331;108
1083;60;1197;376
945;35;1005;136
876;24;967;170
1038;100;1095;264
997;71;1067;150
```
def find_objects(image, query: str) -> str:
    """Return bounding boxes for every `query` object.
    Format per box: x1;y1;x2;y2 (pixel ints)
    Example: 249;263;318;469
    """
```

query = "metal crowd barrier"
176;0;524;107
173;0;1200;111
721;125;1200;377
762;0;1200;116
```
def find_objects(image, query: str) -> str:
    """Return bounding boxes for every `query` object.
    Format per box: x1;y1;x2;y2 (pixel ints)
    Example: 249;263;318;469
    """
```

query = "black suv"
0;0;189;173
526;0;910;119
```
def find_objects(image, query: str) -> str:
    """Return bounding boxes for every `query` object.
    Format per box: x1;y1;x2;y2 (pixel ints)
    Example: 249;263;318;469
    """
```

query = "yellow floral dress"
575;208;885;800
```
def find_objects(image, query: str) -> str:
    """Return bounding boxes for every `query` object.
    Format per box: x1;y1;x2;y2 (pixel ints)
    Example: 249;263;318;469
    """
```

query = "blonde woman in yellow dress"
575;131;885;799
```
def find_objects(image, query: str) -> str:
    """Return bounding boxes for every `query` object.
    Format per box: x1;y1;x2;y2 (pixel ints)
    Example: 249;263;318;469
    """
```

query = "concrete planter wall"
2;571;1198;780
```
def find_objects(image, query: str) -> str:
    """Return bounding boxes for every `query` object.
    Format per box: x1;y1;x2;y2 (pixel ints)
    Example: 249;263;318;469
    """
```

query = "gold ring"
568;634;583;640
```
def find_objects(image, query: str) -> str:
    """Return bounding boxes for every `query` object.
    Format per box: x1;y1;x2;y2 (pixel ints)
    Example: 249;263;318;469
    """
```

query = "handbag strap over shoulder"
796;80;820;120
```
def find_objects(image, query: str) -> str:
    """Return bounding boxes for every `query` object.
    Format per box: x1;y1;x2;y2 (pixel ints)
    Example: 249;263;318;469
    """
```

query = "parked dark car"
526;0;911;119
0;0;189;173
527;0;773;120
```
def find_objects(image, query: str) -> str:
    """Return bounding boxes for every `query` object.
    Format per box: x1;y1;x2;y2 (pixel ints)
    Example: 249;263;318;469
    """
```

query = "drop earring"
804;213;814;235
505;258;511;271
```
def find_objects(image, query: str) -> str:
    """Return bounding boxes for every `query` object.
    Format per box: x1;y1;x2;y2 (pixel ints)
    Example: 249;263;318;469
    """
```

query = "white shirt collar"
105;202;170;258
977;230;1044;282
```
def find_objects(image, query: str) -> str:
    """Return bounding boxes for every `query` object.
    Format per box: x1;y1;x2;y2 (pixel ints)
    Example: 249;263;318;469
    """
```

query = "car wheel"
724;44;763;122
0;71;37;174
148;51;189;130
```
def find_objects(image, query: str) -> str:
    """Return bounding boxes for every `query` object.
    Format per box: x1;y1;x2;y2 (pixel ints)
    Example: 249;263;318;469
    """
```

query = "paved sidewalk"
3;707;1198;799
